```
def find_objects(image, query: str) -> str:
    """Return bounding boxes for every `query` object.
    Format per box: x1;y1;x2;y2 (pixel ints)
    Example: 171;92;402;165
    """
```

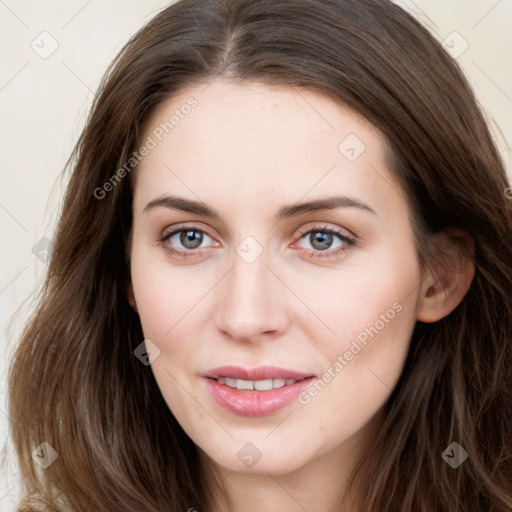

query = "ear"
416;228;475;323
125;227;133;266
127;282;138;313
125;227;137;311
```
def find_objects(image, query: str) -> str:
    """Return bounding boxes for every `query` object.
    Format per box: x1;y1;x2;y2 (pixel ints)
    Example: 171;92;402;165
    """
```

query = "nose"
214;243;292;343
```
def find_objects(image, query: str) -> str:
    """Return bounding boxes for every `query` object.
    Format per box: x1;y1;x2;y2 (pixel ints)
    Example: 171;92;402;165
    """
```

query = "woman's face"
129;79;425;476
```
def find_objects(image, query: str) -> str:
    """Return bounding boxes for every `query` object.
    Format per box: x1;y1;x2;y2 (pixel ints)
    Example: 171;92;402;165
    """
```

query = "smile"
203;366;316;416
216;377;298;390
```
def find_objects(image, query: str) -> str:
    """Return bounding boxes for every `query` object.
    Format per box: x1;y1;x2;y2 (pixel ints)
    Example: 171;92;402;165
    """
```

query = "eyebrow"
143;194;377;221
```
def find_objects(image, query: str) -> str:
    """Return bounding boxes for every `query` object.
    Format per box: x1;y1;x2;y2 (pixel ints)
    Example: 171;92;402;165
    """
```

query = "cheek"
297;240;421;354
130;242;216;340
295;246;421;427
298;296;416;446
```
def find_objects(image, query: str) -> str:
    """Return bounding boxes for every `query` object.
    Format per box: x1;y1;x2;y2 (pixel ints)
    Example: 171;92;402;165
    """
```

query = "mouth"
215;376;300;391
203;366;316;416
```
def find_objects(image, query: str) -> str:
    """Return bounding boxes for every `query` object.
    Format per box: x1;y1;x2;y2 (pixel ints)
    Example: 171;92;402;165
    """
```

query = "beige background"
1;0;511;509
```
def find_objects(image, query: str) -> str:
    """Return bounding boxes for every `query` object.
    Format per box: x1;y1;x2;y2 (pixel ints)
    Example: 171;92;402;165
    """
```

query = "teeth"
254;379;272;391
237;379;254;390
217;378;298;390
272;379;286;388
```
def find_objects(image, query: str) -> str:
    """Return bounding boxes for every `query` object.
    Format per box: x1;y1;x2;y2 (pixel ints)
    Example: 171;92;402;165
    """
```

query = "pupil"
311;232;332;250
181;230;202;249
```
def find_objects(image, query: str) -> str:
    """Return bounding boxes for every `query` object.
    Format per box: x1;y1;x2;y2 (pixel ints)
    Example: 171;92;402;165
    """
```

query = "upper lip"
202;365;315;381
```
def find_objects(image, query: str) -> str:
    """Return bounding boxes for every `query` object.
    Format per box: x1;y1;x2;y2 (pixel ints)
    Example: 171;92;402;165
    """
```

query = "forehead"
141;79;380;163
133;79;408;223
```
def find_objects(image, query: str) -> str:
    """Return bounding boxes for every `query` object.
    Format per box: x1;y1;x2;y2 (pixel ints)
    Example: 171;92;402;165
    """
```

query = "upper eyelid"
295;224;355;240
161;223;214;238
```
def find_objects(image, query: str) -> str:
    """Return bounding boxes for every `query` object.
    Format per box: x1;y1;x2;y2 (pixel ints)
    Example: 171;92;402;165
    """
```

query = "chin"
199;439;315;476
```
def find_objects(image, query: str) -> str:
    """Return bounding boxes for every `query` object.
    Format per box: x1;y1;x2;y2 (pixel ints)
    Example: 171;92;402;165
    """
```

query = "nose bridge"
215;236;288;341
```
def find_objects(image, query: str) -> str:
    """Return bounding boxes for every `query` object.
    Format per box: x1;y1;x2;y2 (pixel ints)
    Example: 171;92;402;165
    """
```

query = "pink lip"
203;366;316;416
203;365;313;381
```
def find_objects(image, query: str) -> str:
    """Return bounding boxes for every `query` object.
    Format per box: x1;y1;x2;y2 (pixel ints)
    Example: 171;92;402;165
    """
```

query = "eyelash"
159;224;356;260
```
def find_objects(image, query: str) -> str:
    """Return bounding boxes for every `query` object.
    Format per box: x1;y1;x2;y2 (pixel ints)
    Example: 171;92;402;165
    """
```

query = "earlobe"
416;229;475;323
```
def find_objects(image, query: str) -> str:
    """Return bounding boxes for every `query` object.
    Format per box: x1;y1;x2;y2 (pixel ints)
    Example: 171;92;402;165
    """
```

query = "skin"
128;79;474;512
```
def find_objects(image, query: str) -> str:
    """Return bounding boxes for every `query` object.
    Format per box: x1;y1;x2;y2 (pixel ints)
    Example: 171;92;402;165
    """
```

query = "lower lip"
205;377;315;416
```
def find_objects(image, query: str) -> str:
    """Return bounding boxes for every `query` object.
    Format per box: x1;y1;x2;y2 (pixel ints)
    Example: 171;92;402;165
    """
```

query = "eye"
159;224;356;260
159;226;216;258
295;225;355;258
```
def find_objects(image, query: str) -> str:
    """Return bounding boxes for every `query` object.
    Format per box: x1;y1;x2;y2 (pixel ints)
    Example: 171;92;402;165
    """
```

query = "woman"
8;0;512;510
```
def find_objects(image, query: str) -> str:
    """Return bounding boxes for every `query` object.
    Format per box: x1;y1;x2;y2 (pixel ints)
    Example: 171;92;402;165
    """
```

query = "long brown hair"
8;0;512;510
